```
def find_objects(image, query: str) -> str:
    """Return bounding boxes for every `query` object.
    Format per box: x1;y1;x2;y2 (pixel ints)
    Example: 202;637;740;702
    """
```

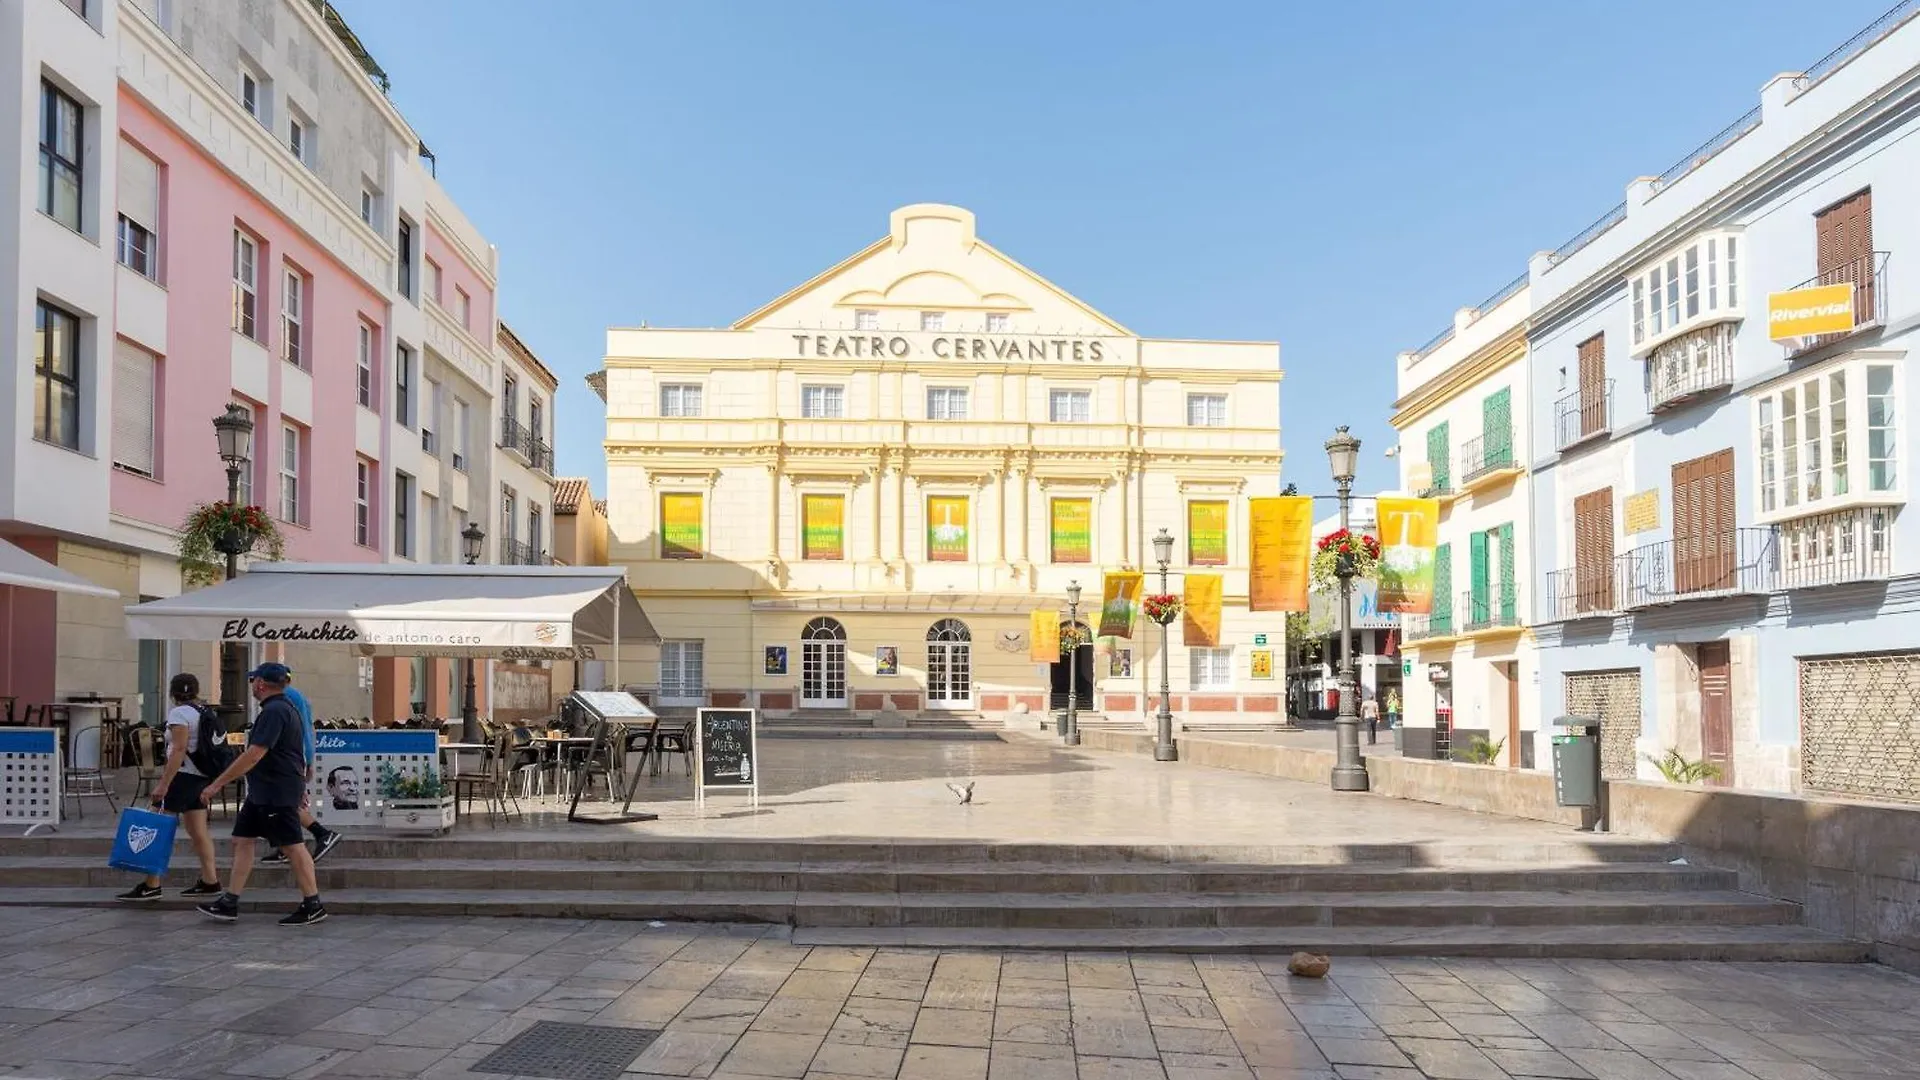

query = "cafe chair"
654;721;696;777
130;727;165;803
60;709;118;819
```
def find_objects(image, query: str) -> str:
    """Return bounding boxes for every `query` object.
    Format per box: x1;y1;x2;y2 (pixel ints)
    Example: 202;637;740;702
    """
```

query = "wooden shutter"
1499;524;1517;623
111;340;156;477
1483;387;1512;467
1672;449;1735;593
1817;189;1874;324
1427;421;1450;491
1433;543;1453;626
1577;334;1606;437
1573;488;1614;612
1469;530;1490;624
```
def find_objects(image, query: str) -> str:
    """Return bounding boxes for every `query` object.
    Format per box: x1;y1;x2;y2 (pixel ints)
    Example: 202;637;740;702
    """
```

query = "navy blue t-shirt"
246;694;308;807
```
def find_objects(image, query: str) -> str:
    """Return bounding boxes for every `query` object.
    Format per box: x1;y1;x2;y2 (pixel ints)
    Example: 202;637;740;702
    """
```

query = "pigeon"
944;781;975;805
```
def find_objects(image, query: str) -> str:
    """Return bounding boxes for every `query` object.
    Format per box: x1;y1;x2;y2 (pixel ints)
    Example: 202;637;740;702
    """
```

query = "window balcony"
1461;585;1519;633
1786;251;1889;355
1647;323;1735;413
498;417;555;474
501;539;554;566
1555;381;1612;451
1777;507;1893;589
1459;431;1519;490
1545;565;1624;621
1402;610;1455;643
1617;528;1778;609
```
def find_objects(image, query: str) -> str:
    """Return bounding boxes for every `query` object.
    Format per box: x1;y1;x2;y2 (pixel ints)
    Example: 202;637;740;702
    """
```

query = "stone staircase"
759;710;1003;740
0;835;1866;961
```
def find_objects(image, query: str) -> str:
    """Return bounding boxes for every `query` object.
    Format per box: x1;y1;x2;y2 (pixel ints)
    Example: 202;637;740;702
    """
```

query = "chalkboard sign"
696;708;758;793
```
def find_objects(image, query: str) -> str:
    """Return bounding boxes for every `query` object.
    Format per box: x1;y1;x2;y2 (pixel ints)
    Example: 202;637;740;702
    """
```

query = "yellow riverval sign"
1768;283;1855;340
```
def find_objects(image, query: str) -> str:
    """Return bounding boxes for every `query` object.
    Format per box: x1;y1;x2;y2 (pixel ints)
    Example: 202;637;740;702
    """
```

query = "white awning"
124;563;656;659
0;539;120;599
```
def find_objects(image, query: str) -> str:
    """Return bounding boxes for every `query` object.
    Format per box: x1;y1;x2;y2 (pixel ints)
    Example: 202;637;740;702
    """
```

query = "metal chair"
654;721;696;777
60;709;118;819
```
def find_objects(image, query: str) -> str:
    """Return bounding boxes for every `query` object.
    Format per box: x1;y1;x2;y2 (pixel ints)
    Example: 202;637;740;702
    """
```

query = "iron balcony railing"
1402;609;1454;642
1649;106;1762;196
1786;251;1890;355
1545;564;1627;621
1460;430;1516;484
1549;202;1628;266
500;416;557;474
1555;380;1612;451
1795;0;1920;91
1647;323;1736;413
1618;528;1779;609
1777;507;1894;589
501;539;552;566
1461;585;1519;632
1415;477;1453;500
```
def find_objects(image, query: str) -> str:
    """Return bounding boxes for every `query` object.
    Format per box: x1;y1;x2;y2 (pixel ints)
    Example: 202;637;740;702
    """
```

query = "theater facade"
597;204;1286;725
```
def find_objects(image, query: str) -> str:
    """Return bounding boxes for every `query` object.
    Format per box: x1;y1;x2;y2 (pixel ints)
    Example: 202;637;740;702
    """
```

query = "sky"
332;0;1898;500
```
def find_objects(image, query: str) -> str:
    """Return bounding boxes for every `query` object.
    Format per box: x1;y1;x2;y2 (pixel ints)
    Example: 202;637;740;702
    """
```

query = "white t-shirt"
166;703;205;777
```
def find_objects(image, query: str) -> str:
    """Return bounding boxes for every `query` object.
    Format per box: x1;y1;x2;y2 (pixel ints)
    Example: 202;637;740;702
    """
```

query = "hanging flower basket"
177;502;285;588
1309;528;1382;593
1142;593;1183;625
1058;624;1091;652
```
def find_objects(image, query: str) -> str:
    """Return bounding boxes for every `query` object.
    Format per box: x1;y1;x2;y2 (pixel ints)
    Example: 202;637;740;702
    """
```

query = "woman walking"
116;674;222;902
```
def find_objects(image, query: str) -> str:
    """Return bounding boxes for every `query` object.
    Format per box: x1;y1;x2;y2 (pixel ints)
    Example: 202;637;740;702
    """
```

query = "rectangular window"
355;459;372;547
395;343;414;428
279;422;302;524
1188;501;1228;566
34;301;81;450
660;492;703;559
1758;397;1777;514
111;340;156;477
232;231;258;339
1426;421;1450;492
1189;647;1232;690
356;323;375;408
502;374;518;429
453;398;470;470
425;258;442;305
1050;498;1092;563
1755;360;1895;519
39;81;83;232
281;268;304;366
117;217;155;277
801;384;844;419
1684;246;1699;319
802;494;845;560
926;386;969;420
920;311;945;332
360;187;375;225
422;377;440;454
1868;364;1896;492
501;486;518;544
986;312;1010;333
393;472;414;558
528;504;543;558
456;287;471;330
927;496;970;562
117;140;159;277
288;117;306;163
660;641;705;699
396;218;415;300
661;384;703;417
529;397;544;444
854;309;878;331
424;492;442;562
1186;393;1227;427
240;71;262;122
1049;389;1091;423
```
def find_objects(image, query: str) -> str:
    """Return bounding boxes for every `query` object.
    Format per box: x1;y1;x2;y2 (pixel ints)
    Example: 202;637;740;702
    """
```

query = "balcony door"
1573;488;1615;613
1816;188;1874;327
925;619;973;709
1577;334;1608;438
801;617;847;709
1672;450;1735;594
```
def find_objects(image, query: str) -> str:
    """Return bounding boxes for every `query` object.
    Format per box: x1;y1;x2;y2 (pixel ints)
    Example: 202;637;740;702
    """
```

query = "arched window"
803;617;846;641
926;618;971;643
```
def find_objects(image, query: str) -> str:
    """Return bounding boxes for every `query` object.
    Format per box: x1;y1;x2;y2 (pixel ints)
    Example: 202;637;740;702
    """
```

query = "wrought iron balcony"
498;418;555;474
1460;431;1517;485
1402;609;1455;642
1461;585;1519;632
1618;528;1778;609
1647;323;1735;413
1545;565;1625;621
1555;380;1612;451
1786;251;1890;355
500;539;552;566
1776;507;1894;589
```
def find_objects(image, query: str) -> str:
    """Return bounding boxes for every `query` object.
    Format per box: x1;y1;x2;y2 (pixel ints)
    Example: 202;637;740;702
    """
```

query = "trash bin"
1551;718;1601;808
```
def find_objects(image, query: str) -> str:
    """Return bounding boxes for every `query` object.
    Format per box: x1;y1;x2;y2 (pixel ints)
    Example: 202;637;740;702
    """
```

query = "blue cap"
246;662;293;683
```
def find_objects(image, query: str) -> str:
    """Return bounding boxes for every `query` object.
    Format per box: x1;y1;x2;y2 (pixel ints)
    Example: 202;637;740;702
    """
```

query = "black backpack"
187;702;236;777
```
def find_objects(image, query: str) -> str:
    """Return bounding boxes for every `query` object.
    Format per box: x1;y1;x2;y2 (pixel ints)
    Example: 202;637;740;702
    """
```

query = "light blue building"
1527;7;1920;800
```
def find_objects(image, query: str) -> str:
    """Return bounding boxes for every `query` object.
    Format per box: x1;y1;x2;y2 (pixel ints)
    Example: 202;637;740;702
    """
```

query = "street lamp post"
211;405;255;730
1151;529;1178;762
1064;580;1082;747
460;523;486;744
1326;426;1370;792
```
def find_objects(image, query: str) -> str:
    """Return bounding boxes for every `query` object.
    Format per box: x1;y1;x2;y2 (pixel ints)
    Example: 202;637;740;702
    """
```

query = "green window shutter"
1499;524;1517;623
1433;542;1453;629
1483;388;1512;468
1469;531;1490;623
1427;422;1451;491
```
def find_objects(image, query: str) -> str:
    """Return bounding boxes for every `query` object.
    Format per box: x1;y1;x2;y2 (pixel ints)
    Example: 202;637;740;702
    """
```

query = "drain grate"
470;1020;661;1080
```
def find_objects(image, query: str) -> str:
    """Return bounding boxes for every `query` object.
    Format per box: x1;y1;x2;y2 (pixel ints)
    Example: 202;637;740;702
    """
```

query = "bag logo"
127;824;159;854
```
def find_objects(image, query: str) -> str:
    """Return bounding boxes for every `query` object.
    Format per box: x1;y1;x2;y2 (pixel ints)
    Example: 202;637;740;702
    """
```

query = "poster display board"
567;690;660;824
308;729;438;828
0;728;60;834
695;708;759;806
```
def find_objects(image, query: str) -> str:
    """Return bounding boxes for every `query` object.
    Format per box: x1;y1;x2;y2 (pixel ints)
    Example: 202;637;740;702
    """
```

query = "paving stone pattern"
1;908;1916;1080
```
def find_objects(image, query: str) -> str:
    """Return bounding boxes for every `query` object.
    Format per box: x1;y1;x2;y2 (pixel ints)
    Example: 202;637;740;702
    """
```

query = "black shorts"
158;774;211;815
233;803;305;849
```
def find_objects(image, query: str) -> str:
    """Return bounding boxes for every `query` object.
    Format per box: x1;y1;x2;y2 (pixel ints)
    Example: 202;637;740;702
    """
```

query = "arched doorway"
801;617;847;708
926;619;972;709
1049;620;1095;712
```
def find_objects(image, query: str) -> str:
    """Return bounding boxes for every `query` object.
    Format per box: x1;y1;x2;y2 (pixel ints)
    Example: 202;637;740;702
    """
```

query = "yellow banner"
1182;573;1223;647
1097;572;1143;639
660;492;703;559
927;496;969;562
1050;498;1091;563
1376;496;1440;614
1249;496;1314;612
1768;282;1855;340
802;494;844;560
1188;501;1228;566
1029;608;1059;663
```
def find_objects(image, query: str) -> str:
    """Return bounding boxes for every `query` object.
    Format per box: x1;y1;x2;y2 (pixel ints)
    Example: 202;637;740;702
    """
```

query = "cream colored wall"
54;543;140;701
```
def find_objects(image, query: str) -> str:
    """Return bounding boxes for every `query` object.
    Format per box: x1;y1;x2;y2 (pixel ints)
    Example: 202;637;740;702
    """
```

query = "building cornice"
1390;328;1527;430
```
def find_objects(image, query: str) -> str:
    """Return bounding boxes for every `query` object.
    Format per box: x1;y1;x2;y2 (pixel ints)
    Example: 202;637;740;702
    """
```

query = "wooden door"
1577;334;1607;437
1816;189;1874;324
1672;449;1735;593
1697;640;1733;786
1573;488;1615;612
1503;662;1520;769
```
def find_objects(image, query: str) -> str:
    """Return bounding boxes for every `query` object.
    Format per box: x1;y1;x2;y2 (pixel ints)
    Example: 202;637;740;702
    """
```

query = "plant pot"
383;795;456;836
213;526;255;557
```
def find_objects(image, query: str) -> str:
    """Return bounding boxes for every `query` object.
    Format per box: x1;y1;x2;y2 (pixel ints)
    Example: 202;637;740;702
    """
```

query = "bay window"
1755;358;1900;523
1630;231;1741;355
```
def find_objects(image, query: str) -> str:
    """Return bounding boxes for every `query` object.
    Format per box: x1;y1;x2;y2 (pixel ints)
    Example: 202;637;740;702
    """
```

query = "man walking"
260;670;340;866
1362;693;1380;745
196;663;329;926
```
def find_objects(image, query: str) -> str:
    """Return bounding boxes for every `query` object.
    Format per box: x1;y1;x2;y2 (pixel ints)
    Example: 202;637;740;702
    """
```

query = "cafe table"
438;741;490;780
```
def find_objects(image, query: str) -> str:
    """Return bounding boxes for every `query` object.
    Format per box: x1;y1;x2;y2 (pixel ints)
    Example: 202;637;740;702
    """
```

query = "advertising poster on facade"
1250;649;1274;680
1249;496;1314;611
1188;501;1229;566
1376;496;1440;613
660;492;703;559
308;729;438;829
927;497;969;561
1183;573;1223;646
1768;282;1856;340
1050;498;1092;563
803;494;844;560
1029;608;1060;663
1098;572;1143;638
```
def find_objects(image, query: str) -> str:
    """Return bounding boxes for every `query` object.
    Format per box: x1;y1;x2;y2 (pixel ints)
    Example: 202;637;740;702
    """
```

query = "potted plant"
377;762;455;835
1058;624;1091;653
1309;528;1382;593
177;502;286;587
1141;593;1183;625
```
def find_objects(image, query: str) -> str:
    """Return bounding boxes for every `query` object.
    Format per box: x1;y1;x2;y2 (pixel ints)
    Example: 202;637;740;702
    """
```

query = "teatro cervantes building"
596;204;1286;727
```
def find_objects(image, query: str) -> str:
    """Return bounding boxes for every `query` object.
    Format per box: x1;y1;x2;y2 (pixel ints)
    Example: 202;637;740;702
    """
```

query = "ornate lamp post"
1151;528;1178;762
1064;580;1082;747
1326;426;1370;792
459;523;486;744
211;405;255;728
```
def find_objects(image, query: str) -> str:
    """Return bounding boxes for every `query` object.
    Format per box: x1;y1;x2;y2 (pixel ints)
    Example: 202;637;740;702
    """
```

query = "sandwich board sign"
695;708;759;807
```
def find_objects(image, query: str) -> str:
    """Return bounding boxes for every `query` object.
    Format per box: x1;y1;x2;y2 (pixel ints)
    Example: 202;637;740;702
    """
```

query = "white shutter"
112;341;157;476
118;142;158;231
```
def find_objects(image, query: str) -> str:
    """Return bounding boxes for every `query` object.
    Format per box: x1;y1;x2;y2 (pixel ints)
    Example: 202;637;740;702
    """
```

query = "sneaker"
259;848;289;865
197;893;239;923
115;883;162;903
180;880;223;897
279;900;328;927
311;830;341;864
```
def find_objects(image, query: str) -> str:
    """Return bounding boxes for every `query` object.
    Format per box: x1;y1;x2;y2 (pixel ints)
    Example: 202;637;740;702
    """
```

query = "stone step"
758;728;1005;741
0;887;1803;930
788;924;1871;962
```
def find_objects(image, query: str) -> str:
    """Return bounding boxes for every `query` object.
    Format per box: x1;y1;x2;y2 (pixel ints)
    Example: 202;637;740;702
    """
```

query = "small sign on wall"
1624;489;1661;535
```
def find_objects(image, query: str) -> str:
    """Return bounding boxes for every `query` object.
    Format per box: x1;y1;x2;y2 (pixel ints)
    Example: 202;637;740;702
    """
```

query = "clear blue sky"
333;0;1895;500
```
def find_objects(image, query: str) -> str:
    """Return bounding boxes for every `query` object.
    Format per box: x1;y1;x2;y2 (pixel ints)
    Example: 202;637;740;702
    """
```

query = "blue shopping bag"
108;806;176;877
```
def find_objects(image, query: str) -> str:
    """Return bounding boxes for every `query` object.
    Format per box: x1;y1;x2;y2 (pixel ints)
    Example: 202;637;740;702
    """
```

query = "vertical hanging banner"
1050;498;1092;563
1376;496;1440;613
660;492;703;559
1188;501;1229;566
1249;496;1315;611
1098;572;1144;639
927;496;969;562
1029;608;1060;663
1183;573;1223;647
802;494;844;560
